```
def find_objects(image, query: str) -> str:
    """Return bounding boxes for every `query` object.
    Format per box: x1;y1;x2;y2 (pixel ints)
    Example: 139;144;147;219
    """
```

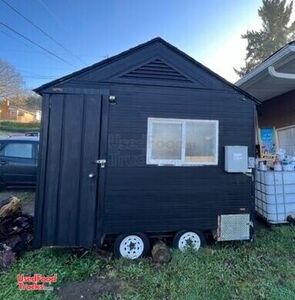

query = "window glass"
185;121;217;163
0;143;33;158
147;118;218;166
277;126;295;155
151;122;182;160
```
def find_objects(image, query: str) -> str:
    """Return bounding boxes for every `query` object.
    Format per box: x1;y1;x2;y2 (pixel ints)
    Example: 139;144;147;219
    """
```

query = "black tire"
173;230;206;251
114;233;150;259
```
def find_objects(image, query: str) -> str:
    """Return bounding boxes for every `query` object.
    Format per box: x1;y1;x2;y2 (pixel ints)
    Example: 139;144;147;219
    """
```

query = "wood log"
0;197;21;219
0;198;12;209
151;241;171;264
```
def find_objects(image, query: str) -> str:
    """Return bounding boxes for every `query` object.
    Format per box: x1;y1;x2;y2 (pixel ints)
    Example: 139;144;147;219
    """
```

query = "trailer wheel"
114;233;150;259
173;230;205;251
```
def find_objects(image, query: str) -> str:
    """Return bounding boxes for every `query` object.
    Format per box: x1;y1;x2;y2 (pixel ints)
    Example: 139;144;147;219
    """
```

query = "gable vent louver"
120;59;193;82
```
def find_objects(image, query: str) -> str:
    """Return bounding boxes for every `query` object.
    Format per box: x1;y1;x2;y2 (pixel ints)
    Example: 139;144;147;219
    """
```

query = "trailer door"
35;92;109;248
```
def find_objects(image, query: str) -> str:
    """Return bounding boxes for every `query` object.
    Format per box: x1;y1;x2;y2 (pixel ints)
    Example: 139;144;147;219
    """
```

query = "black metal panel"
78;95;102;246
96;95;110;245
35;94;104;247
42;94;64;245
56;94;84;245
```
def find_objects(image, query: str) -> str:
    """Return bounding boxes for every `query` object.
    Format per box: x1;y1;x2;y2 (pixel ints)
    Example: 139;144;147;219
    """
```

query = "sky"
0;0;264;90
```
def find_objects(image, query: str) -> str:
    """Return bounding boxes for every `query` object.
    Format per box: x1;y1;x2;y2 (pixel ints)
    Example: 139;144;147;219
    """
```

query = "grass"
1;226;295;299
0;121;40;133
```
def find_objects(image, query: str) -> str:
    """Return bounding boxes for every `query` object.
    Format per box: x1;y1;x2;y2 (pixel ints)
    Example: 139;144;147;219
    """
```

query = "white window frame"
277;125;295;155
146;117;219;166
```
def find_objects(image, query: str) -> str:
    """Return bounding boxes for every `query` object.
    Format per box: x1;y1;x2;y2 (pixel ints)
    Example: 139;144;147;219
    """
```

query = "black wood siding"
34;38;256;247
103;86;255;234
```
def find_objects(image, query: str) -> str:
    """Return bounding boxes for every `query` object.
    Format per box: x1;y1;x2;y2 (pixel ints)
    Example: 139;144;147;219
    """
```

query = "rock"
0;244;16;269
0;197;33;266
151;241;171;264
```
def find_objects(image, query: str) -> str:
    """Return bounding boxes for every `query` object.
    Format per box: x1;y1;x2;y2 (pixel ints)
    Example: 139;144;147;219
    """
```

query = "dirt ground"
0;190;35;215
57;276;127;300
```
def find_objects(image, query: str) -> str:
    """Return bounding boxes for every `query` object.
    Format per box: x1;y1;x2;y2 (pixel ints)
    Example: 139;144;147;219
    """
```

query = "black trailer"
34;38;257;259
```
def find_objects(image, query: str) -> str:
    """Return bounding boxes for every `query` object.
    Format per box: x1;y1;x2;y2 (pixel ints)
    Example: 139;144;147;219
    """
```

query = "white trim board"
146;117;219;166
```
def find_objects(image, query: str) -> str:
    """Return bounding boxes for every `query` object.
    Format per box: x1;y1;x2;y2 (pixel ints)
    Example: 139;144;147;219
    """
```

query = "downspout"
268;66;295;79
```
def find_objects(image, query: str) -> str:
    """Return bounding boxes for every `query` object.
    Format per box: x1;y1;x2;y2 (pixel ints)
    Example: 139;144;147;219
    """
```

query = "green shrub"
0;121;40;132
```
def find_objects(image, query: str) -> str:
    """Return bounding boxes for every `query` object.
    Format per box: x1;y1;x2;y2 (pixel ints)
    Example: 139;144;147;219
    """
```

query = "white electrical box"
225;146;248;173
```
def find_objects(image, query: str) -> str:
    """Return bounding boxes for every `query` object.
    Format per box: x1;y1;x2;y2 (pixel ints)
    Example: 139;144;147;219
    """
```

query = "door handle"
0;160;7;165
95;159;106;168
88;173;95;179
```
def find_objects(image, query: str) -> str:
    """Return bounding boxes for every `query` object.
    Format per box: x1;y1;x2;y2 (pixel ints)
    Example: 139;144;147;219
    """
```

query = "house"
0;99;41;123
236;42;295;156
34;38;257;259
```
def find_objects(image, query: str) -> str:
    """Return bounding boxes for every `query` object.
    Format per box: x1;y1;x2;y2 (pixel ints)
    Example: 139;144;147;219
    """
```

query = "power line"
0;22;77;68
22;75;56;79
17;68;65;74
36;0;62;28
18;70;60;80
0;29;65;61
18;69;57;76
0;28;34;49
0;0;86;65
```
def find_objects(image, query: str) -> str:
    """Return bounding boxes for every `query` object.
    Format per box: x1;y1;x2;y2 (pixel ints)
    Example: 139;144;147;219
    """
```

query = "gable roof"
34;37;259;103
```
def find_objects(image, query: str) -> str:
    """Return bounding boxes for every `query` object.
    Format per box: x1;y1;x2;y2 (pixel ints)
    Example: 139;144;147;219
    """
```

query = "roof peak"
34;37;259;103
34;36;169;93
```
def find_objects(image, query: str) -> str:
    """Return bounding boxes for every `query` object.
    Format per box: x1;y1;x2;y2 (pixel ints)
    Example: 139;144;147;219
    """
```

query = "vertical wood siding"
35;94;103;247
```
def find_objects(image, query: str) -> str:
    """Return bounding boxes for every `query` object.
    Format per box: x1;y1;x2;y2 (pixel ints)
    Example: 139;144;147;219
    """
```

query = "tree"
0;59;23;100
24;94;42;110
10;92;42;111
235;0;295;77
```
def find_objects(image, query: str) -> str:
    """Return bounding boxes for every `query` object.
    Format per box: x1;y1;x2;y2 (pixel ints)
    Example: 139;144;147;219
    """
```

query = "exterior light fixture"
109;95;117;104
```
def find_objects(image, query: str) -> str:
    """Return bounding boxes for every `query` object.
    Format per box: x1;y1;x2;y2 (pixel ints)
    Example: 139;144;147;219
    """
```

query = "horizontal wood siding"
103;86;255;234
